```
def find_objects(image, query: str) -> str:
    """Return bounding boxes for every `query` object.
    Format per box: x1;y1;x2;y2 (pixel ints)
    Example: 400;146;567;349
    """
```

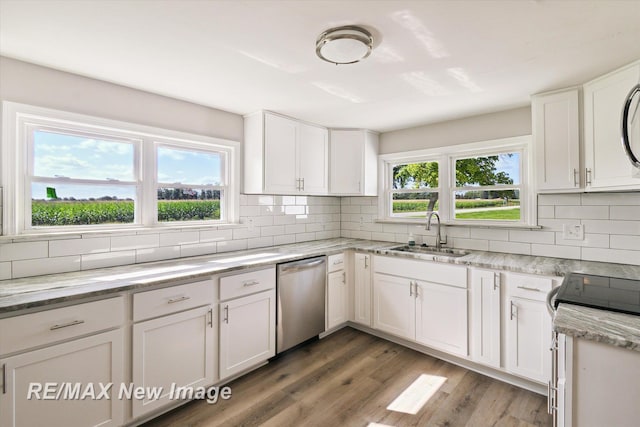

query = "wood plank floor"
144;327;551;427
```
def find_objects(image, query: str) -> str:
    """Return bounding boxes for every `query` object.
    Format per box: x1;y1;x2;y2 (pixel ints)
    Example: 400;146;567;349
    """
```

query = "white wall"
0;58;341;280
379;106;531;154
0;56;243;141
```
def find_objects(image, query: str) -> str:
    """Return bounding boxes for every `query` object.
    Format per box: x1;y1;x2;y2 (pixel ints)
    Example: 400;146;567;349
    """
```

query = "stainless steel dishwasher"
276;256;326;354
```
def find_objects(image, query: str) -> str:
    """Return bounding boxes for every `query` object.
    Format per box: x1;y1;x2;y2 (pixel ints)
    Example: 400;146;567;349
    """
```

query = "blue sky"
32;131;221;200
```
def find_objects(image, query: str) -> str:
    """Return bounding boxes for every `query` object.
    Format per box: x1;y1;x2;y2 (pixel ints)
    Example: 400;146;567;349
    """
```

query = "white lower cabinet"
372;256;468;355
219;289;276;380
372;273;415;340
504;272;556;384
415;280;468;357
0;328;124;427
353;253;372;326
218;267;276;380
327;269;348;330
470;269;501;368
132;305;215;418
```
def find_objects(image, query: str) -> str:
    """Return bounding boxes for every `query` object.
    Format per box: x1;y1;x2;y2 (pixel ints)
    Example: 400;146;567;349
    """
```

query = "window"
452;151;522;222
390;160;439;219
2;102;239;235
379;136;532;226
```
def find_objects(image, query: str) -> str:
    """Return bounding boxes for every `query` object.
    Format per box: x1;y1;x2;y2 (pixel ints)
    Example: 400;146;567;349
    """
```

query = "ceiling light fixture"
316;25;373;65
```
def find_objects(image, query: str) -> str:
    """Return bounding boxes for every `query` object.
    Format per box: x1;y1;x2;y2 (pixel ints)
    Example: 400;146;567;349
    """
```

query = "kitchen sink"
389;245;469;258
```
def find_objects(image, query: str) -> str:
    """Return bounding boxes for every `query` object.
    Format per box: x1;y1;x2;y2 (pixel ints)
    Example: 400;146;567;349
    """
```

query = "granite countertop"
554;304;640;353
2;237;640;352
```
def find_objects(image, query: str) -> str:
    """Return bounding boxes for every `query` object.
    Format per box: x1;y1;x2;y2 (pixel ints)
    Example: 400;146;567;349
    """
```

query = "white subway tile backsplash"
136;246;181;263
610;206;640;220
111;234;159;251
239;205;260;216
232;227;261;240
305;223;325;233
382;223;408;234
350;230;373;240
509;230;555;244
0;262;11;280
582;220;640;235
609;235;640;251
538;206;555;219
582;247;640;266
272;214;296;225
273;234;296;246
370;232;396;242
49;237;110;257
180;242;216;257
82;251;135;270
555;205;609;220
489;240;531;255
0;241;48;261
581;192;640;206
217;239;247;253
315;230;341;240
555;233;609;248
531;244;580;260
159;231;199;247
342;205;361;214
444;227;470;238
261;225;286;237
13;256;81;278
199;229;233;242
470;228;508;241
295;232;317;242
538;194;581;206
285;224;306;234
539;218;572;232
451;238;489;251
285;206;306;215
248;236;274;249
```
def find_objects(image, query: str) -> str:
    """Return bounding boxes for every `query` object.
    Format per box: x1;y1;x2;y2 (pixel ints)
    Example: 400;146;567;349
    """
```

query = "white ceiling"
1;0;639;132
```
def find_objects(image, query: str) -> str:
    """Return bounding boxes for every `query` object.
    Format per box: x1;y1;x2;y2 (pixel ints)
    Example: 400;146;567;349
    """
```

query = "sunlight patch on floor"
387;374;447;415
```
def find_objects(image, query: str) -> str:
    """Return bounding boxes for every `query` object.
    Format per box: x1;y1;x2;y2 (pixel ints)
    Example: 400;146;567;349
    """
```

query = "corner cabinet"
532;88;581;192
584;60;640;191
329;129;378;195
244;111;328;195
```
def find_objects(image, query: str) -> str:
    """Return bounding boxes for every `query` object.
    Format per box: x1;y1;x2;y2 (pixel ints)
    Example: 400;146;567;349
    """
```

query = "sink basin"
389;245;469;258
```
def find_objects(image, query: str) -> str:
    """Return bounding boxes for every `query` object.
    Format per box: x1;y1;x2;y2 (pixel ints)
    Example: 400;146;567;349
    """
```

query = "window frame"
379;136;534;227
2;102;240;235
387;156;442;220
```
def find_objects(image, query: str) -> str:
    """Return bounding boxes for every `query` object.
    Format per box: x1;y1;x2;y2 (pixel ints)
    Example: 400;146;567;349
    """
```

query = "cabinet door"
132;305;215;418
372;273;415;340
584;62;640;190
329;130;363;194
505;296;552;383
533;89;581;191
298;123;328;194
264;113;298;193
327;270;347;330
470;269;501;368
415;281;468;357
353;253;372;326
0;329;124;427
219;290;276;380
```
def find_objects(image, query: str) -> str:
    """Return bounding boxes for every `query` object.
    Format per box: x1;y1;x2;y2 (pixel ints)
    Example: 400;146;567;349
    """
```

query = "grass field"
454;208;521;220
32;199;220;225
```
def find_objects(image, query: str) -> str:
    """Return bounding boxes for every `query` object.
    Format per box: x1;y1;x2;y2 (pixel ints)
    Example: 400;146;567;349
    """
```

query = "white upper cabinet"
532;88;581;191
329;129;379;195
584;60;640;190
244;111;328;195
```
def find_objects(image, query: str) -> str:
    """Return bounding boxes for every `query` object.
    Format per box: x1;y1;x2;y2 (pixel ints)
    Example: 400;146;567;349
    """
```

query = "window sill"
0;222;244;243
375;219;542;230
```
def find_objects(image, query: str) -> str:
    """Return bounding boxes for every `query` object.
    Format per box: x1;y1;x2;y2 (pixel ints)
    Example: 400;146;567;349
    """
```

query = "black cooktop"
555;272;640;316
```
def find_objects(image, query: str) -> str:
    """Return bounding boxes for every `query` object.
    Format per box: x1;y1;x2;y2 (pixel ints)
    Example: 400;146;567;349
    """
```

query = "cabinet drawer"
374;256;467;288
0;296;124;356
220;267;275;301
134;280;213;322
327;253;344;272
505;272;556;301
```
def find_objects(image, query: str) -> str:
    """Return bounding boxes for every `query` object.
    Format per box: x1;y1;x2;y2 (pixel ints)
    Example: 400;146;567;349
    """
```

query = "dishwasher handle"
279;258;326;274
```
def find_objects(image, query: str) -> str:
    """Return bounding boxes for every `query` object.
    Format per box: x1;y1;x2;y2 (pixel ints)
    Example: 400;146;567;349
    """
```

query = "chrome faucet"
426;211;447;249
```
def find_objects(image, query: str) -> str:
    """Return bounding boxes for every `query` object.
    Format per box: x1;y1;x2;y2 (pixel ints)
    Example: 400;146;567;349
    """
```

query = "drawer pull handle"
2;364;5;394
517;285;541;292
167;296;191;304
208;308;213;328
50;319;85;331
224;305;229;323
243;280;260;287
